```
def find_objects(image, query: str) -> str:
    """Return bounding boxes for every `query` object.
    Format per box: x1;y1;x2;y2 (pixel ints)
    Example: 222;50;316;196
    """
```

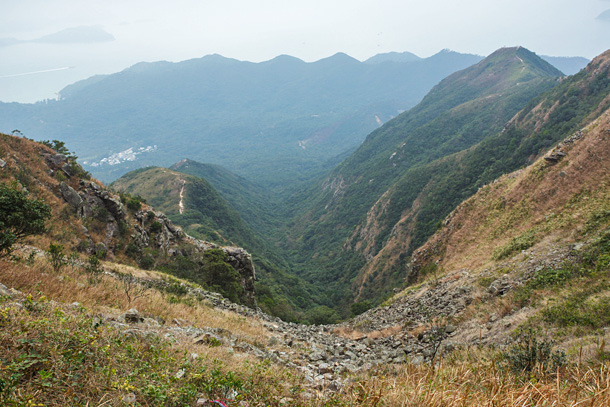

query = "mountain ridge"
279;47;564;307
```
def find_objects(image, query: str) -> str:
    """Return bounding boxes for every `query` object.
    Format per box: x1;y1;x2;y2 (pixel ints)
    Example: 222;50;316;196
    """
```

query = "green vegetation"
350;301;373;317
0;182;51;257
492;230;538;260
501;329;566;376
46;243;66;272
0;293;274;406
201;249;242;304
280;47;563;306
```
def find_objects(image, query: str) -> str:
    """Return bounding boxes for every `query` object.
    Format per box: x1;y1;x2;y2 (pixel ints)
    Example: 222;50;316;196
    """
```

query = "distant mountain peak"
364;51;421;64
315;52;361;65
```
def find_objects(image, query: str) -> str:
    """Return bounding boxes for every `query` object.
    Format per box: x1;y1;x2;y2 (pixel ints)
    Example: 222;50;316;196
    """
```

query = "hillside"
112;167;257;248
112;164;326;322
348;49;610;301
0;134;257;307
0;51;483;187
2;113;610;405
170;159;281;236
281;47;564;308
340;106;610;369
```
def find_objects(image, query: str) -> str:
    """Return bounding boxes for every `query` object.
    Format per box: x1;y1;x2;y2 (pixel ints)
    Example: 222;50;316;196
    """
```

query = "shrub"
502;329;566;376
139;256;155;270
306;305;340;325
149;221;163;234
350;301;373;317
0;182;51;257
47;243;66;272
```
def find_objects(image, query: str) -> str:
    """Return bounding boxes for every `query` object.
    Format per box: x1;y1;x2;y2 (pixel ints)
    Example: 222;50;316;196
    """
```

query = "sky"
1;0;609;103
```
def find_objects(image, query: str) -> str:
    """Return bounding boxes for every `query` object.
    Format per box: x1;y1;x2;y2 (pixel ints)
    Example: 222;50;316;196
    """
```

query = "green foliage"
46;243;66;272
127;197;143;212
531;267;578;289
40;139;73;157
501;329;566;376
139;255;155;270
40;139;91;179
149;220;162;233
200;249;243;304
350;301;373;317
85;255;102;273
0;182;51;257
305;305;340;325
492;230;538;260
124;241;139;259
281;49;562;306
0;296;254;406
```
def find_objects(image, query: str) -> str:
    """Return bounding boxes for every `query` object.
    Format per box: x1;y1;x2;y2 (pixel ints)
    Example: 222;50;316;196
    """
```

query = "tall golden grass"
3;257;610;406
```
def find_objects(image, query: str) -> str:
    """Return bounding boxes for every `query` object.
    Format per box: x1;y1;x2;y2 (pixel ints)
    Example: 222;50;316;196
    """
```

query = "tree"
201;249;242;303
0;182;51;257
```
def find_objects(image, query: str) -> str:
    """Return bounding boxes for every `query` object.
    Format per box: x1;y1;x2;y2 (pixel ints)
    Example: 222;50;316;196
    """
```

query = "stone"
0;283;13;298
59;182;83;210
45;153;67;167
193;333;222;346
0;158;6;168
410;355;425;365
317;362;333;374
309;350;327;362
122;393;136;403
123;308;143;324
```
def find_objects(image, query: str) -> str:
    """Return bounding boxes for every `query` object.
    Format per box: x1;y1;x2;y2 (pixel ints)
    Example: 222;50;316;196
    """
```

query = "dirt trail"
178;179;186;214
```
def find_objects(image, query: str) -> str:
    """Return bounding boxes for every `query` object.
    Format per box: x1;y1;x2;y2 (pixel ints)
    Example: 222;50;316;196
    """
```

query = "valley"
1;45;609;406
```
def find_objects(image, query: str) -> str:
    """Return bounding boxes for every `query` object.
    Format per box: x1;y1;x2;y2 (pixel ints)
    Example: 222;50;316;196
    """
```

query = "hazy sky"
1;0;609;103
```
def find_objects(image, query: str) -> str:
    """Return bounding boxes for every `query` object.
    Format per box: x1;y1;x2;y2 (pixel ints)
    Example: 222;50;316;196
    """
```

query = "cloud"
0;26;114;47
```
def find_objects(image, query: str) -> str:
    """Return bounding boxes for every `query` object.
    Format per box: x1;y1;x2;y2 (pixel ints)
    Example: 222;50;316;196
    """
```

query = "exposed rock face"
59;182;83;210
47;152;257;307
223;247;256;306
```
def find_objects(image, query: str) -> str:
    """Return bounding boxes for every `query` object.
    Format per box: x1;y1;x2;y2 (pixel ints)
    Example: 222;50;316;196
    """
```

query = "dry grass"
413;111;610;275
4;257;610;405
342;360;610;406
0;258;270;344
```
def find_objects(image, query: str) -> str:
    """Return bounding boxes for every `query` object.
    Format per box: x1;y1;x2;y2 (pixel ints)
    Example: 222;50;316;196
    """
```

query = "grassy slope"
112;167;256;248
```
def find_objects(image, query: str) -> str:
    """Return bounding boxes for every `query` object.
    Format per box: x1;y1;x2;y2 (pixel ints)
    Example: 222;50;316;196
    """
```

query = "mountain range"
108;46;607;318
0;50;484;188
1;46;609;405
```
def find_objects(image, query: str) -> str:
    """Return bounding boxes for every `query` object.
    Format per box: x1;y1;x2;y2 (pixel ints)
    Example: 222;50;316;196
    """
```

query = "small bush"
149;221;163;234
139;256;155;270
47;243;66;272
350;301;373;317
502;329;566;376
0;182;51;257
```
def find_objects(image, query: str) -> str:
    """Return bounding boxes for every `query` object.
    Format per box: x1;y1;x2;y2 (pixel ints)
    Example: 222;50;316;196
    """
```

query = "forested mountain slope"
112;165;325;321
351;49;610;301
280;47;565;308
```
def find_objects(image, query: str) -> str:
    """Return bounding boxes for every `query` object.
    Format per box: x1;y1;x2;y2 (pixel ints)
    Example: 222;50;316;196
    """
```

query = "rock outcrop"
39;145;258;307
